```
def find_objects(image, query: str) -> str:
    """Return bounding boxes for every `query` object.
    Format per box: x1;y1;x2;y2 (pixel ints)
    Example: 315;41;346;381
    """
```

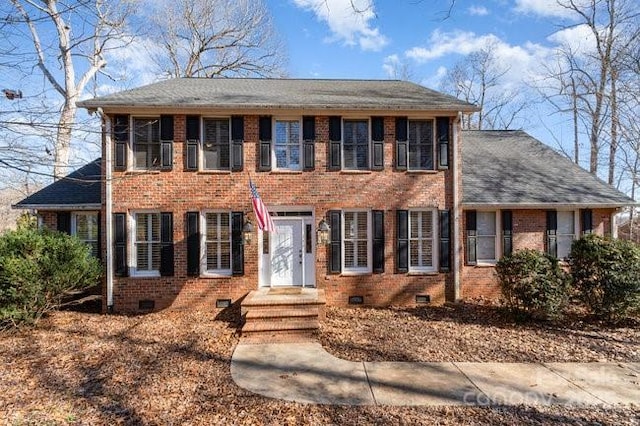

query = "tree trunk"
53;101;76;179
608;68;618;184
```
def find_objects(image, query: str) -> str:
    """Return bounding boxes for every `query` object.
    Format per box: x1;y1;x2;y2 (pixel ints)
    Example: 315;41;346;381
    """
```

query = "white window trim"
476;210;500;265
201;210;233;277
341;209;372;274
408;209;438;273
200;116;232;171
129;211;161;278
341;118;371;171
71;211;99;257
272;117;302;172
130;116;161;171
556;210;578;259
407;119;436;171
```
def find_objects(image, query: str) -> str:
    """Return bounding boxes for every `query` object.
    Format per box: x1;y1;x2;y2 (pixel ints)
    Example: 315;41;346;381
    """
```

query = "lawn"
0;303;638;425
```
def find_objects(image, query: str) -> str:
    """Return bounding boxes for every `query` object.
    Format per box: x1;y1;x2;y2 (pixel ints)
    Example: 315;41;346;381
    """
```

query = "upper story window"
409;210;436;272
204;212;232;275
72;212;99;258
343;120;369;170
133;118;160;169
408;120;434;170
203;118;231;170
274;120;301;171
134;212;161;276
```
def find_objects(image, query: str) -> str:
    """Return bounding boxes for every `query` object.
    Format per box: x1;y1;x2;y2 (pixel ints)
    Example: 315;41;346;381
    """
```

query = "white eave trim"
462;202;634;209
12;204;101;211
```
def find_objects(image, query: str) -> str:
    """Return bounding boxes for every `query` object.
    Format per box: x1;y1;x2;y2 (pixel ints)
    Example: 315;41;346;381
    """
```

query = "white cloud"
468;5;489;16
405;30;502;62
382;54;400;78
513;0;578;18
547;24;596;56
292;0;388;51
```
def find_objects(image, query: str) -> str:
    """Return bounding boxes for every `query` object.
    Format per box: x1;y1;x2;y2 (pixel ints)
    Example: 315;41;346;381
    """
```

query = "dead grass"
0;303;638;425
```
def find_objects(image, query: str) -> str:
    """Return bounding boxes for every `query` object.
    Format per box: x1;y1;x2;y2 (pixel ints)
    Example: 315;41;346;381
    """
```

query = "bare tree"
148;0;286;78
2;0;134;179
439;42;528;130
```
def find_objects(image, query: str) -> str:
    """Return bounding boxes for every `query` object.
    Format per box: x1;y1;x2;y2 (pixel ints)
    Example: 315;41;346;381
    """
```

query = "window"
557;211;576;259
204;212;232;275
72;212;99;257
477;211;497;263
134;212;161;275
203;118;230;170
343;210;370;272
409;210;436;271
343;120;369;170
133;118;160;169
274;120;301;170
408;120;434;170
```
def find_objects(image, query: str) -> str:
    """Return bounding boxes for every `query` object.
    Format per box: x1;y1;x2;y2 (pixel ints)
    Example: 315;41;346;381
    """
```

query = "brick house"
14;78;634;314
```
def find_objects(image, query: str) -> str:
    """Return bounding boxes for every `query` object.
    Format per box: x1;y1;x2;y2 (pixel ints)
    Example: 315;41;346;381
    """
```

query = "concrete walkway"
231;342;640;406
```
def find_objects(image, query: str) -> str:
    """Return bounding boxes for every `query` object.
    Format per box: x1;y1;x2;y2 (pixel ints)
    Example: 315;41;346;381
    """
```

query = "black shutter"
160;212;174;276
396;210;408;272
372;210;384;273
437;117;450;169
160;115;174;170
466;210;477;265
96;212;102;260
502;210;513;257
186;212;200;276
395;117;408;171
231;212;244;275
439;210;450;272
185;116;200;171
57;211;71;234
581;209;593;235
303;116;315;171
328;116;342;171
371;116;384;171
231;116;244;172
546;210;557;258
258;116;272;171
114;213;128;277
328;210;341;274
113;115;129;171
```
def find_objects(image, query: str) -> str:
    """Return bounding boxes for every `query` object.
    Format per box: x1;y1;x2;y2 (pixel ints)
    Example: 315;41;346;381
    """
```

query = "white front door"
270;218;304;286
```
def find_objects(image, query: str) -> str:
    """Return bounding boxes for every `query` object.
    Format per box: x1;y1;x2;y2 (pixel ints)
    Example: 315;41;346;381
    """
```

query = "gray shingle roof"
462;130;634;206
77;78;478;112
14;159;101;209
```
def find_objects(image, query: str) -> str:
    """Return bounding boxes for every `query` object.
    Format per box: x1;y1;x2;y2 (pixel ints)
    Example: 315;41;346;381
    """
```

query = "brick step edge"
239;330;320;344
245;308;320;320
241;319;319;333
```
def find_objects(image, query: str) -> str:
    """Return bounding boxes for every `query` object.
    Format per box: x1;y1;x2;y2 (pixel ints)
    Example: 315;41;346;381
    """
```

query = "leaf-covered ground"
0;304;638;425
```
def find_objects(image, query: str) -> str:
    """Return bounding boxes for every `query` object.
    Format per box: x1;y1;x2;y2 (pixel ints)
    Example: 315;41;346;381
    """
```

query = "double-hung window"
204;212;232;275
343;120;369;170
203;118;231;170
408;120;434;170
343;210;370;272
274;120;301;170
409;210;436;271
557;211;576;259
477;211;497;263
72;212;99;257
134;212;161;275
133;118;160;169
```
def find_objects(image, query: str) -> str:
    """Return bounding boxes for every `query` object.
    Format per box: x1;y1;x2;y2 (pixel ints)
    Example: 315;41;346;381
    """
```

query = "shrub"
0;227;101;328
496;249;570;320
570;234;640;322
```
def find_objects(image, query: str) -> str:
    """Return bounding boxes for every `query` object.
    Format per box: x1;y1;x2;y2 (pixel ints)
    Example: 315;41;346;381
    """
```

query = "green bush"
496;249;570;320
0;226;101;328
570;234;640;322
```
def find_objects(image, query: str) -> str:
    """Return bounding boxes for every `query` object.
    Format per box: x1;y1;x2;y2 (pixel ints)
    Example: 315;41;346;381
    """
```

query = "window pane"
477;212;496;236
477;236;496;261
343;211;369;270
344;240;355;267
557;211;574;234
133;118;160;168
205;212;231;272
343;120;368;170
557;236;573;259
357;241;368;267
203;119;230;169
274;120;300;170
408;120;433;170
409;211;434;268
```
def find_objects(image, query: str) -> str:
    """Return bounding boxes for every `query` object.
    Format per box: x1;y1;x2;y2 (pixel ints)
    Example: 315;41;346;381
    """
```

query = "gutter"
452;113;461;302
12;204;101;210
97;108;114;313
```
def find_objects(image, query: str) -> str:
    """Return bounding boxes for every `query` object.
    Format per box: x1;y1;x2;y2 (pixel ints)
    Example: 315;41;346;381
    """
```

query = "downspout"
98;108;114;313
452;112;462;302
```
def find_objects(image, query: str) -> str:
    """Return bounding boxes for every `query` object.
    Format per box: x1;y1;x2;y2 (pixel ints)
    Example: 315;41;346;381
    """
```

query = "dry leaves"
0;303;638;425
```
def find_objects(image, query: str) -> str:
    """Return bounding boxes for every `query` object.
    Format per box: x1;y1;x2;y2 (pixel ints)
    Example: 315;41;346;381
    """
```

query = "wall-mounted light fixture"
316;218;330;245
242;219;254;245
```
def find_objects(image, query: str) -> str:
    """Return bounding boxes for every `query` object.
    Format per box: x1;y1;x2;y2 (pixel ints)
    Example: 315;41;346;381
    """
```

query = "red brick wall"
107;114;458;313
460;208;616;300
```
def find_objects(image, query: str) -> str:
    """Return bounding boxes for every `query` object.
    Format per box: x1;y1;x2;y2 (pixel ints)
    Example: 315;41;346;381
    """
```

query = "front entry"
270;218;303;286
259;214;315;288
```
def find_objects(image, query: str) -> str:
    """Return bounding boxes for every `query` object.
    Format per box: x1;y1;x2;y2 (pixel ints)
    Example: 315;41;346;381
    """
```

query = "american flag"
249;179;276;232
